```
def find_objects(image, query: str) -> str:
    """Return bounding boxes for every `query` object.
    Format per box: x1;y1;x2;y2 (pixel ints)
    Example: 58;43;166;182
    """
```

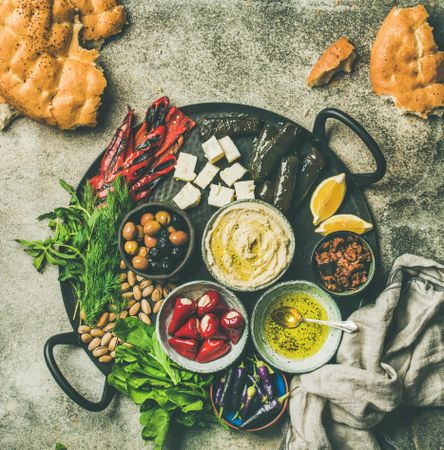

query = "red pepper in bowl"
168;337;198;360
220;310;245;344
197;290;227;317
168;297;196;335
196;339;231;363
199;313;220;338
175;317;200;340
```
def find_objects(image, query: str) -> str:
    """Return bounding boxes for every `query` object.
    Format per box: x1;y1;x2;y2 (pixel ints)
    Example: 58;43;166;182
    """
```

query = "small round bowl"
156;280;249;374
311;231;376;297
201;199;296;292
118;202;195;280
210;366;289;432
251;280;342;374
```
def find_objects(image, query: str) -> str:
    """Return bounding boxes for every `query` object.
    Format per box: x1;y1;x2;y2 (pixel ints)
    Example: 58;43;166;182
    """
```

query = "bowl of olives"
118;202;195;280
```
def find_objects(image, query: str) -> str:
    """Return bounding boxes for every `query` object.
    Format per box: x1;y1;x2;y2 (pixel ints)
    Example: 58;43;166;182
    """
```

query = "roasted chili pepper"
174;317;200;340
167;297;196;336
220;309;245;344
199;313;220;339
195;339;231;363
134;96;169;149
168;337;198;360
197;290;227;317
239;392;291;429
230;361;247;412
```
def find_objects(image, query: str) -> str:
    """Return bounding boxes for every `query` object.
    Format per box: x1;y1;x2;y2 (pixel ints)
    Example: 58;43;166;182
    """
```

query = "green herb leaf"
141;409;171;450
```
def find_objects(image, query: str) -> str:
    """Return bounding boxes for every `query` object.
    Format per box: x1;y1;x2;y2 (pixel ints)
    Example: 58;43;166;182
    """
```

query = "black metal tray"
44;103;386;411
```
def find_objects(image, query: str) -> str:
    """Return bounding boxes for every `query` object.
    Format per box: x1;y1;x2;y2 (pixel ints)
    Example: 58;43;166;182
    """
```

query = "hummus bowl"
251;280;342;373
156;280;249;374
202;200;296;292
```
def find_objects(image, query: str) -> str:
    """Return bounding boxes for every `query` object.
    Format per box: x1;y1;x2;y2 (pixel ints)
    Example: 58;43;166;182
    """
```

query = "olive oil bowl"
251;281;342;373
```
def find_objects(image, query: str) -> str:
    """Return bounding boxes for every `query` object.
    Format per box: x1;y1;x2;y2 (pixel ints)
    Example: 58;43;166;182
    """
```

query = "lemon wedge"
310;173;346;225
314;214;373;235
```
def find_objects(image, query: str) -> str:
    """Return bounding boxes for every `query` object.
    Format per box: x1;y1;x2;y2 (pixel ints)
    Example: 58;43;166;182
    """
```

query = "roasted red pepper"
199;313;220;338
168;297;196;335
197;290;227;317
134;96;169;149
220;310;245;344
175;317;200;340
195;339;231;363
168;337;198;361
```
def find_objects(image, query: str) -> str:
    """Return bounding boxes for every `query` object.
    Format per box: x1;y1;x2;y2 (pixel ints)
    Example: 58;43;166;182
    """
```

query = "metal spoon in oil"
271;306;358;333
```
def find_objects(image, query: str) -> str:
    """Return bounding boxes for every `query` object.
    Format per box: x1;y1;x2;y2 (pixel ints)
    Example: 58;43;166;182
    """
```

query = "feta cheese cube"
173;183;202;210
174;152;197;182
234;180;255;200
218;136;241;163
208;184;235;208
220;162;248;187
202;136;225;164
194;162;220;190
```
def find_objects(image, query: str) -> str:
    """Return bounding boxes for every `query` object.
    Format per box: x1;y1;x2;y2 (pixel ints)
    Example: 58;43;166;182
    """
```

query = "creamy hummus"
204;202;294;290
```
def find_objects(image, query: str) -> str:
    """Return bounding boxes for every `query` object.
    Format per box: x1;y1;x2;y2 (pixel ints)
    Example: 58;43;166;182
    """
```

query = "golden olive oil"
264;292;329;359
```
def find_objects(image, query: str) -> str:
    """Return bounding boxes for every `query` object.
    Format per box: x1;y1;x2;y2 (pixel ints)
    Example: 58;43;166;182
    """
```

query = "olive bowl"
156;280;249;374
251;280;342;374
311;231;376;298
118;202;195;280
201;199;296;293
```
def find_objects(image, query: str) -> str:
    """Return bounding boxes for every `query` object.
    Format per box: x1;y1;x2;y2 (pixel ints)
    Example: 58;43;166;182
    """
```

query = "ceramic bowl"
118;202;195;280
201;199;296;292
156;280;248;374
251;280;342;373
311;231;376;297
210;364;289;431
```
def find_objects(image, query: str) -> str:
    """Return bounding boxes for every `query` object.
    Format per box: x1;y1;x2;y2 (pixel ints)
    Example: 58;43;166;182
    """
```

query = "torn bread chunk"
234;180;255;200
202;136;225;164
194;162;220;190
220;163;248;187
307;37;356;88
174;152;198;182
208;184;235;208
218;136;241;163
173;183;202;210
370;5;444;118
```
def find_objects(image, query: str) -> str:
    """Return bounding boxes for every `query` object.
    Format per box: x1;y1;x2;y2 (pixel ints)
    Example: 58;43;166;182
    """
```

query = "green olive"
155;210;171;226
167;226;176;234
136;225;144;241
138;246;148;257
122;222;137;240
140;212;155;226
132;255;149;271
169;230;189;246
143;220;162;237
144;235;157;248
124;240;139;255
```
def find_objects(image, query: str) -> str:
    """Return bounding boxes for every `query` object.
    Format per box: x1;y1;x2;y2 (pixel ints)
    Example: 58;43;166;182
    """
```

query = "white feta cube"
202;135;225;164
208;184;235;208
220;162;248;187
173;183;202;210
174;152;197;182
194;162;220;190
234;180;255;200
218;136;241;163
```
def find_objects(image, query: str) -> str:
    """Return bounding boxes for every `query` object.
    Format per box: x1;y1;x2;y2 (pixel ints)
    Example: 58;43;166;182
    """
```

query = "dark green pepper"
293;147;327;206
199;116;262;140
273;154;299;213
251;122;305;181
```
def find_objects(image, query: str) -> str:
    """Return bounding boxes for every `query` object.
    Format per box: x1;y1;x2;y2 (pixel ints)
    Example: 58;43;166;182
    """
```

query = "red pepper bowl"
156;280;249;373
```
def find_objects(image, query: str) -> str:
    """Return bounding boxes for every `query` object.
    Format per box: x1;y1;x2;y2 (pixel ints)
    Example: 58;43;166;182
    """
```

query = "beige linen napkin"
282;254;444;450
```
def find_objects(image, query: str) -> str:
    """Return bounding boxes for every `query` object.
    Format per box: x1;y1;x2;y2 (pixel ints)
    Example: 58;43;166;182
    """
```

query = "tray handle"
313;108;386;187
44;332;114;412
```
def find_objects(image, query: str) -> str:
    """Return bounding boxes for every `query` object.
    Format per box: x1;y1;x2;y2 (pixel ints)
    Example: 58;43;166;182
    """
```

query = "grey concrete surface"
1;1;443;449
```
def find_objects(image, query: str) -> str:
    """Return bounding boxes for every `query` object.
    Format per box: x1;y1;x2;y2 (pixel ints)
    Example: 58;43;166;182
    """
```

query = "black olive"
157;236;172;256
149;247;161;260
159;229;169;239
150;260;159;271
159;256;173;273
171;246;185;261
171;214;185;229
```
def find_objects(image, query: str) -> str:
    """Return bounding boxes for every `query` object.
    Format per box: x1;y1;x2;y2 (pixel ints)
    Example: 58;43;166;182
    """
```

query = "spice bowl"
156;280;249;374
118;202;195;280
209;362;289;432
311;231;376;297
